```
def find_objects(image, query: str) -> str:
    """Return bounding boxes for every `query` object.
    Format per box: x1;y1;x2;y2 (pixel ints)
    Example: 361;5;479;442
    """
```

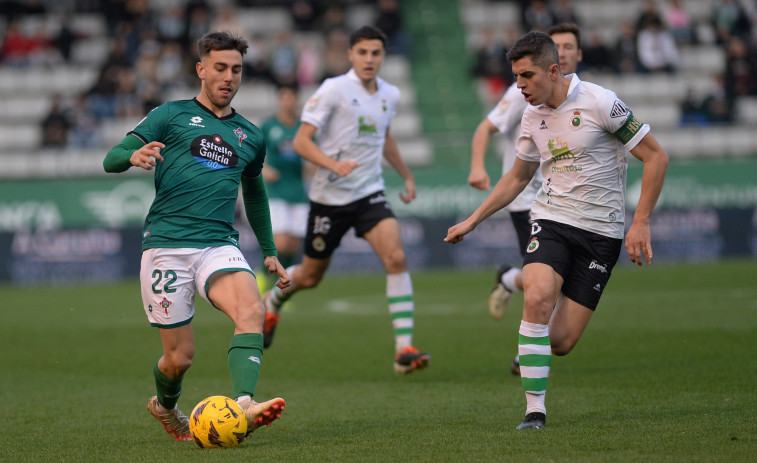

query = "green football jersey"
130;98;266;250
260;116;308;203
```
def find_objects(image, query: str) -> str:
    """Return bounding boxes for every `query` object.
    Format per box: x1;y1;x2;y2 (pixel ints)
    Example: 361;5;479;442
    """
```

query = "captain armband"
613;114;644;145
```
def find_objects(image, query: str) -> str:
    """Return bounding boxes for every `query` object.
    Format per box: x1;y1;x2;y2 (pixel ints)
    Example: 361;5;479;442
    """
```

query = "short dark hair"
547;22;581;49
349;25;387;48
197;31;248;59
277;82;299;93
506;31;558;71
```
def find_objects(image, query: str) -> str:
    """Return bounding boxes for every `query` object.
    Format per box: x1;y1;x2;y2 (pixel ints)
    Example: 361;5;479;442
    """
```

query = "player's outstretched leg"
147;396;193;441
238;397;286;436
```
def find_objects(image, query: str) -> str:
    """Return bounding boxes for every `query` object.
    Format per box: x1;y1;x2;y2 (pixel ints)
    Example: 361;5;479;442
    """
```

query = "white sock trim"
502;267;522;292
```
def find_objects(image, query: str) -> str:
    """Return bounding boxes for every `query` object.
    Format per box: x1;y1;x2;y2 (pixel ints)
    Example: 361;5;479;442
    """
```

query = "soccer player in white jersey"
468;23;583;376
261;26;430;374
446;31;668;429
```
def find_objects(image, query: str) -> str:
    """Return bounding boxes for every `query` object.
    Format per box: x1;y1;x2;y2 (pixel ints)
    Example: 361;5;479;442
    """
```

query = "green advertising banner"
384;157;757;218
0;176;155;231
0;158;756;230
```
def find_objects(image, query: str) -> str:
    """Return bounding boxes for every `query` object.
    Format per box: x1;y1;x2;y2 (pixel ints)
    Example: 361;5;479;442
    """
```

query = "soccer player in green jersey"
260;84;312;272
103;31;290;442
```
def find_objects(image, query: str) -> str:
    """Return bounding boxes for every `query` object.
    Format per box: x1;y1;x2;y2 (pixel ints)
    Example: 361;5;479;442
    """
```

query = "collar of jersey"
192;97;237;120
347;68;383;93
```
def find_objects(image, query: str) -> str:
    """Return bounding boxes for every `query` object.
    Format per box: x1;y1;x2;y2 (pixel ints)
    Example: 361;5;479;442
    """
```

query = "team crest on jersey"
190;134;239;169
233;127;247;147
571;110;582;128
526;238;539;253
160;297;172;315
610;100;630;118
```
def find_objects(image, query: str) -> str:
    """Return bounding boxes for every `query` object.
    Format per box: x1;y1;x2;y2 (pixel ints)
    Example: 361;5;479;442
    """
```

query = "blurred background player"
446;31;668;430
261;26;431;375
258;84;313;290
467;23;583;375
103;31;289;441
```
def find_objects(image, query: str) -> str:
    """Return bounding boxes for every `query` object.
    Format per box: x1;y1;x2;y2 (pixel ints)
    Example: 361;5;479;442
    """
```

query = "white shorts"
269;199;309;238
140;246;253;328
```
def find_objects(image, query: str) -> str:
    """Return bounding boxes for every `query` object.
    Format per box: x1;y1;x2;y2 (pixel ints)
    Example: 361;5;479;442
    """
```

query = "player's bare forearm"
383;131;416;203
293;122;357;176
627;133;669;266
446;158;538;244
630;134;669;224
468;119;497;190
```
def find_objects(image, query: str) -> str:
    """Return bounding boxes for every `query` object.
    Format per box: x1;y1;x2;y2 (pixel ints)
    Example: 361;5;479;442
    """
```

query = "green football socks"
228;333;264;399
518;320;551;415
387;272;414;352
153;360;183;410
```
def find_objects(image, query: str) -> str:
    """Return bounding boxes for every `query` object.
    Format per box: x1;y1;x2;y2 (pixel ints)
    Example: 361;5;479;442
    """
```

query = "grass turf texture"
1;260;755;462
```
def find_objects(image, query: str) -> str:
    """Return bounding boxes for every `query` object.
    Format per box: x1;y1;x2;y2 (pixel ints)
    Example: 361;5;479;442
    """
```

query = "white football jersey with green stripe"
516;74;650;239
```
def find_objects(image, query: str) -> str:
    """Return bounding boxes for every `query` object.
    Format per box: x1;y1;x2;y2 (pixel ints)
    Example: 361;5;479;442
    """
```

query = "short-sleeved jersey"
130;98;266;250
487;82;543;212
300;68;400;205
516;74;650;239
260;116;307;204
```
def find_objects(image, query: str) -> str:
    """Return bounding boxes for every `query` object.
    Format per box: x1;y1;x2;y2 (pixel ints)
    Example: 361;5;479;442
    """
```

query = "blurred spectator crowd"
0;0;407;150
471;0;757;128
2;0;757;151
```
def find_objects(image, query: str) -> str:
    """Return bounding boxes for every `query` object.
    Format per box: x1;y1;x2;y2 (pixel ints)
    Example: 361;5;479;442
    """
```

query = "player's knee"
550;337;577;356
164;354;193;377
522;293;553;323
297;272;323;289
383;248;407;273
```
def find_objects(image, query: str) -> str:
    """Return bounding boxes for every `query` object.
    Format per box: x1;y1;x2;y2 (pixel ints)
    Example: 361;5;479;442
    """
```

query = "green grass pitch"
1;259;755;462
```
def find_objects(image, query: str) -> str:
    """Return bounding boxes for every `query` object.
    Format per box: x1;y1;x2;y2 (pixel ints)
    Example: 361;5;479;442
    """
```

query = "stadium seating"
0;0;754;180
462;0;757;160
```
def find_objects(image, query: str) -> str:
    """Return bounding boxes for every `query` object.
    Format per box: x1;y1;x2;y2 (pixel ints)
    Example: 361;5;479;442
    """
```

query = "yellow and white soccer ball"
189;395;247;448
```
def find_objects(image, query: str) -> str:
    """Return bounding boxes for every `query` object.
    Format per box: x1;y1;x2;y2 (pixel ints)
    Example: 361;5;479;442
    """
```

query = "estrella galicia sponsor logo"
190;134;238;169
526;238;539;253
189;116;205;127
589;260;608;274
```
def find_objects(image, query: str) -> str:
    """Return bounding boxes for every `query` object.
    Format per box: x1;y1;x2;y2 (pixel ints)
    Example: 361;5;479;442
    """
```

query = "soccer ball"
189;395;247;448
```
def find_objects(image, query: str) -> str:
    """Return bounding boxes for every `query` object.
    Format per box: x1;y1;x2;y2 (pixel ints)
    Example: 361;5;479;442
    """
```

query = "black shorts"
509;209;532;257
522;219;622;311
304;191;395;259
